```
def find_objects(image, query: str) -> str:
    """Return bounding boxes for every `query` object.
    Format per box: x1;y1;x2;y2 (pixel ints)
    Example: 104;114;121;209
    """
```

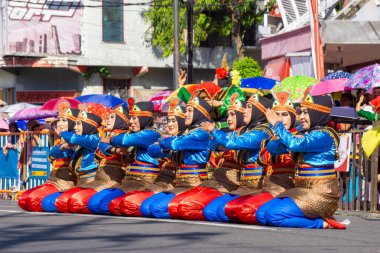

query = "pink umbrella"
149;90;173;112
10;108;57;122
0;118;9;130
41;97;81;111
310;78;351;96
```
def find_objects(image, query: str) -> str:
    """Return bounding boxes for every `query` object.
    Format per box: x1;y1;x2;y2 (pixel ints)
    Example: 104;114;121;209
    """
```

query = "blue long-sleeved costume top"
159;128;210;165
61;132;100;174
49;142;73;161
111;129;160;165
210;125;272;165
267;122;337;167
147;143;171;159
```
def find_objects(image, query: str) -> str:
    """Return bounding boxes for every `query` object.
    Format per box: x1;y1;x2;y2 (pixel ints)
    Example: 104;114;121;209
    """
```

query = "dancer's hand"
101;137;111;144
178;69;187;87
201;121;216;132
265;109;282;126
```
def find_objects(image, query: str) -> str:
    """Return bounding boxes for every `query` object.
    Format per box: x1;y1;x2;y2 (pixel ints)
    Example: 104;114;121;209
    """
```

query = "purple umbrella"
10;108;57;122
344;64;380;89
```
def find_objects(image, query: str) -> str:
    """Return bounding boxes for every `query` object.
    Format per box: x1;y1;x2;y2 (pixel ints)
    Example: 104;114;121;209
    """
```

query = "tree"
144;0;275;59
233;57;263;78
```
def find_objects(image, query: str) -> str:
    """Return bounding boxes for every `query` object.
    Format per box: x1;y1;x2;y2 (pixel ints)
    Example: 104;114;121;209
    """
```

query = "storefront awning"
321;21;380;67
261;25;312;60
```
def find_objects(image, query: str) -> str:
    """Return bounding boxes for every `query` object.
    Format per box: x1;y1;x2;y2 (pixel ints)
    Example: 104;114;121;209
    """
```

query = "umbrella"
41;97;81;111
322;71;352;81
310;78;351;96
0;118;9;130
271;75;319;102
0;103;40;117
76;94;127;108
241;77;278;90
9;108;57;122
330;107;359;119
344;64;380;89
149;91;173;112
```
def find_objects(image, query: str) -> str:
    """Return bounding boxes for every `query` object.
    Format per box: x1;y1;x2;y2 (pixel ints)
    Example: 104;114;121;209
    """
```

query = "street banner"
335;133;352;172
29;147;50;179
0;149;19;178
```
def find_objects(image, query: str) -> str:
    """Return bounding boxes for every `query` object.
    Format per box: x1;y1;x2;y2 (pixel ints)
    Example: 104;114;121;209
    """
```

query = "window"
103;78;131;101
102;0;124;43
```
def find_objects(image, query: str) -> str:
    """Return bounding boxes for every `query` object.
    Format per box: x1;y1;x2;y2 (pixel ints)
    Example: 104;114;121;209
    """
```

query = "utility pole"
186;0;194;84
173;0;180;89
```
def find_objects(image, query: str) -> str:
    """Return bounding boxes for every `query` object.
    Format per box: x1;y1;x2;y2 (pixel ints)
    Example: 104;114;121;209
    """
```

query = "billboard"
6;0;82;56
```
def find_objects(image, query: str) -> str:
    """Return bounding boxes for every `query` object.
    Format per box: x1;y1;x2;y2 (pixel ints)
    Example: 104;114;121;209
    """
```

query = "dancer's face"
74;120;83;135
166;116;179;135
275;110;292;130
227;110;237;131
57;117;68;132
106;113;116;131
299;107;311;130
130;116;140;132
244;103;253;125
185;106;194;126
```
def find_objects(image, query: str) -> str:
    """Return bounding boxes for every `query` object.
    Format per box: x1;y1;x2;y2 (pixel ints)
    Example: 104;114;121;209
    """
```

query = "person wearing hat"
64;104;131;214
172;93;247;220
198;91;274;222
90;99;160;216
118;98;187;217
256;88;345;229
140;95;212;219
19;102;79;212
237;92;296;224
51;103;108;213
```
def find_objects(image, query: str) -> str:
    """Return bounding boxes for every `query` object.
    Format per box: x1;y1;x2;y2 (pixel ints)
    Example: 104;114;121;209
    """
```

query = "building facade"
1;0;253;104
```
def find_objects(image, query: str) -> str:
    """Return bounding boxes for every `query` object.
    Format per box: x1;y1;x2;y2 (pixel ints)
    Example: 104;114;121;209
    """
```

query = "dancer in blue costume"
119;98;187;217
45;103;107;213
143;95;212;219
89;100;160;216
68;104;130;214
256;88;346;229
199;91;273;222
174;93;247;220
20;102;78;212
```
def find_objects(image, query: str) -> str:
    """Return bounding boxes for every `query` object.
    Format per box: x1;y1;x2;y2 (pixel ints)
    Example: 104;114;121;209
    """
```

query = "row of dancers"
18;88;347;229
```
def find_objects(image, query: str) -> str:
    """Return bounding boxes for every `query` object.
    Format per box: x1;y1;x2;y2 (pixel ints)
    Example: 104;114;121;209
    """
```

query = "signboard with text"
6;0;82;56
29;147;50;179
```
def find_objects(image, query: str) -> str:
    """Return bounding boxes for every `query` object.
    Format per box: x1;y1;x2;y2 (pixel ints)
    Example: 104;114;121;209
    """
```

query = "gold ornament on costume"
247;90;267;114
301;87;332;114
187;94;211;120
168;98;185;118
228;92;245;113
58;102;76;121
127;97;154;117
272;92;296;115
111;104;130;125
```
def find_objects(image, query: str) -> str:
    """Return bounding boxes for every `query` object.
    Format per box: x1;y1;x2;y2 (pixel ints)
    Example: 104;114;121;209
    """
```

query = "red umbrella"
41;97;81;111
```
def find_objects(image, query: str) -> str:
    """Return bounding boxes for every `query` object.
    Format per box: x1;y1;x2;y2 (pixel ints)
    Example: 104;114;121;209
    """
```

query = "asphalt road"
0;200;379;253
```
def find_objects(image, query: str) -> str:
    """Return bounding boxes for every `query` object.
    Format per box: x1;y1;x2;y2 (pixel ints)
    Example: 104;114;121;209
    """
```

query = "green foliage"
232;57;262;78
144;0;274;58
82;67;111;80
